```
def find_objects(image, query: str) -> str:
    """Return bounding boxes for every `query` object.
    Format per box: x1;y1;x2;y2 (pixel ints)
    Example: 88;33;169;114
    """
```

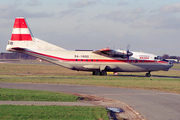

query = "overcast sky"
1;0;180;55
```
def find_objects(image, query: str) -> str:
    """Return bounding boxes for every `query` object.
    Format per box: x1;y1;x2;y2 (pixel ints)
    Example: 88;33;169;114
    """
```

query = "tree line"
162;54;180;60
0;52;37;60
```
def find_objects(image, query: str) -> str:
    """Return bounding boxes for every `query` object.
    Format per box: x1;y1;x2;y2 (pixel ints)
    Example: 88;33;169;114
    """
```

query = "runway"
0;83;180;120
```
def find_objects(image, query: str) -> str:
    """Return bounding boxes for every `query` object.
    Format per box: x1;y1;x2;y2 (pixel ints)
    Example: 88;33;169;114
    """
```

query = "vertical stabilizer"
7;17;66;52
11;17;33;41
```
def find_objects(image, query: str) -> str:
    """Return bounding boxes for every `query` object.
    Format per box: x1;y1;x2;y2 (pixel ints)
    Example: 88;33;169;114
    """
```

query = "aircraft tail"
11;17;33;41
6;17;66;52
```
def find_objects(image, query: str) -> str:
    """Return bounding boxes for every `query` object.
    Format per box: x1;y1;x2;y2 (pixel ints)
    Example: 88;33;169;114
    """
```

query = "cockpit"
154;56;162;60
154;56;169;62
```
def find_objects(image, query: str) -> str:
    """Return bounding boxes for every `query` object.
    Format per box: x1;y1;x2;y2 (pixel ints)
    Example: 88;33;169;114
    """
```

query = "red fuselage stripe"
25;50;168;64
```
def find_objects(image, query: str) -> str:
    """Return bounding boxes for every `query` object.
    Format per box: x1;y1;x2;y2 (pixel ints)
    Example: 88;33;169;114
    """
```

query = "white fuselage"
6;38;173;73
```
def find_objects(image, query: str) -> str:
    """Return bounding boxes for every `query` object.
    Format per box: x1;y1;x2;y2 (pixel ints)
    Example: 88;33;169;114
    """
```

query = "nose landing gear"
145;71;151;77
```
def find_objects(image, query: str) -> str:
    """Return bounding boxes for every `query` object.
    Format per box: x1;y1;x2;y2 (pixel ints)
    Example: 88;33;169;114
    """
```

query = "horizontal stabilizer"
11;47;26;51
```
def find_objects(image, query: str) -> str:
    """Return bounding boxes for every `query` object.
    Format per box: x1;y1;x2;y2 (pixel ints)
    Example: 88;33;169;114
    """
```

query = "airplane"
6;17;173;77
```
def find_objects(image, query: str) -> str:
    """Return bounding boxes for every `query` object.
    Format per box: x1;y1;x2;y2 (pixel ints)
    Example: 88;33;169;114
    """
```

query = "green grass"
0;88;78;102
1;75;180;93
0;88;109;120
0;105;108;120
172;63;180;69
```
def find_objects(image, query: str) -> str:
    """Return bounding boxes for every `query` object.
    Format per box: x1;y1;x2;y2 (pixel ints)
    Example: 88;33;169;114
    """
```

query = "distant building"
166;59;179;63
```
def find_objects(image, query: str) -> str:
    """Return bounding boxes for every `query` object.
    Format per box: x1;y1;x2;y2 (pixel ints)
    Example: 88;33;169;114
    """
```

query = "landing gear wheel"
92;70;100;75
95;71;100;75
145;72;151;77
100;70;107;76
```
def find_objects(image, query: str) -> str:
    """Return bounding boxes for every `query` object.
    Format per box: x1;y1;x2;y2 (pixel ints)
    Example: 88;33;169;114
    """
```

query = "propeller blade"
127;44;130;62
126;44;132;62
127;44;130;52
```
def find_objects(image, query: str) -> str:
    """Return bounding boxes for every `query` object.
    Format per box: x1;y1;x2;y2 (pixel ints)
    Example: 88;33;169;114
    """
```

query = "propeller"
126;44;133;62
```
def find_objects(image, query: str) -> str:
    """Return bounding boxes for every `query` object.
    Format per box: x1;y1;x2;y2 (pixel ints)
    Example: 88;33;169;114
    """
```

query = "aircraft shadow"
151;75;180;79
113;74;180;79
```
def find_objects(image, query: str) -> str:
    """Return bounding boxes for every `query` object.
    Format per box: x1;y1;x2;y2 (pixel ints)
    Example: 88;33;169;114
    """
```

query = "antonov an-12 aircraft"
6;17;173;77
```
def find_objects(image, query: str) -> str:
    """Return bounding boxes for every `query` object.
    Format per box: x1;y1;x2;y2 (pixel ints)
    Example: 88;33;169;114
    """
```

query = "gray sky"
1;0;180;56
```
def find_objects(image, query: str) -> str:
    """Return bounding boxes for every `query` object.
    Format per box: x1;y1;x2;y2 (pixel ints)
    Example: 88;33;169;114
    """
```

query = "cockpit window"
155;56;169;62
154;56;162;60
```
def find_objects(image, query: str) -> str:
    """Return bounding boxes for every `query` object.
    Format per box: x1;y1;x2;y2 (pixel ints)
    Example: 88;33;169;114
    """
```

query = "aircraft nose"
162;63;173;71
163;59;174;68
167;61;173;69
170;62;173;67
167;60;173;67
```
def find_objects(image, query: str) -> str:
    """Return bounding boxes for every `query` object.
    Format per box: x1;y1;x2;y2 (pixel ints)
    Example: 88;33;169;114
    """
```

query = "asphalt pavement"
0;82;180;120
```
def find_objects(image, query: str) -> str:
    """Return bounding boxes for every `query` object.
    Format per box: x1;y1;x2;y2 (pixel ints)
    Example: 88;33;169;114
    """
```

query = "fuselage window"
135;60;138;63
81;59;83;61
86;59;88;61
96;60;98;62
91;59;93;62
76;59;78;61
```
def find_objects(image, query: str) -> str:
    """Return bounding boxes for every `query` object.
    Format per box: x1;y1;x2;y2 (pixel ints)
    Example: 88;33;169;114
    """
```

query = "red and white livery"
6;17;173;77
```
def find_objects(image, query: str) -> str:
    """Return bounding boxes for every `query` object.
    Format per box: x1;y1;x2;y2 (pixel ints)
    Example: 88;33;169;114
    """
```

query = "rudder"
11;17;33;41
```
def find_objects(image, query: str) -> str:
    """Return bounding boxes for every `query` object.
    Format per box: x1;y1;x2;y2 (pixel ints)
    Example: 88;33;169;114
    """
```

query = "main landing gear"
92;70;107;76
93;70;151;77
145;71;151;77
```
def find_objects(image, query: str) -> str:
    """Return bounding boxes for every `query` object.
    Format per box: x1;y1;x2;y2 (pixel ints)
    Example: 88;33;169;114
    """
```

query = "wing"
93;47;132;58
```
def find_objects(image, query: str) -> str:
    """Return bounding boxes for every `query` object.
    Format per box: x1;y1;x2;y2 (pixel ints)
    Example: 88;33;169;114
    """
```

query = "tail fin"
7;17;66;52
11;17;33;41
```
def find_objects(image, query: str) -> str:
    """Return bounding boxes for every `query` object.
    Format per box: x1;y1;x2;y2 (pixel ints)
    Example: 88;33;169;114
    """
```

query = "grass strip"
0;105;108;120
0;88;78;102
1;75;180;93
1;63;180;93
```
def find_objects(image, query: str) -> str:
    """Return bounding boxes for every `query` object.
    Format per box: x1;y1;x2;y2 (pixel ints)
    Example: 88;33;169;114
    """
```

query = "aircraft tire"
94;71;100;75
145;73;151;77
100;70;107;76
